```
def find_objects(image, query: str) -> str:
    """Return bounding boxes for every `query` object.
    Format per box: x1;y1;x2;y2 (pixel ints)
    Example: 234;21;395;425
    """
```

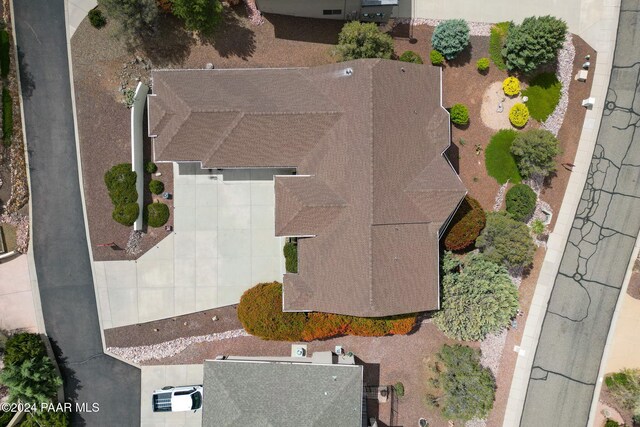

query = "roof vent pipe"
345;68;353;76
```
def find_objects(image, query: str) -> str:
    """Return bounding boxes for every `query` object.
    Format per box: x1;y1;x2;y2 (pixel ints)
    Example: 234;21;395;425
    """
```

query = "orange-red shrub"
444;195;486;251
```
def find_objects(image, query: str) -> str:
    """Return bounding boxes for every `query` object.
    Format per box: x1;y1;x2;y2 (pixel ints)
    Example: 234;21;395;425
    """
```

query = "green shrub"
509;103;529;127
0;30;9;79
237;282;417;341
112;202;139;226
431;19;470;60
146;202;170;227
444;195;486;251
0;411;12;426
394;382;405;397
0;357;62;405
530;219;546;235
88;9;107;28
510;129;560;179
104;163;138;209
20;410;69;427
145;161;157;173
449;104;469;126
3;333;45;367
476;212;535;269
171;0;223;35
430;49;444;65
97;0;159;44
477;57;490;72
506;184;537;221
503;15;568;73
2;88;12;147
604;369;640;417
503;77;520;96
149;179;164;195
427;344;496;420
489;22;510;70
399;50;423;64
522;72;561;122
604;419;620;427
335;21;394;60
485;129;522;184
283;241;297;273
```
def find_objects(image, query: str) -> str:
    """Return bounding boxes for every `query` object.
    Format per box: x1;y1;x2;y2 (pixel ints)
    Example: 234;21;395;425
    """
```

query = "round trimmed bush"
509;103;529;127
503;76;521;96
399;50;423;64
431;19;470;60
430;49;444;66
149;179;164;195
112;202;139;226
444;196;486;251
506;184;537;221
88;9;106;29
477;57;490;72
146;202;170;227
145;161;158;174
450;103;469;126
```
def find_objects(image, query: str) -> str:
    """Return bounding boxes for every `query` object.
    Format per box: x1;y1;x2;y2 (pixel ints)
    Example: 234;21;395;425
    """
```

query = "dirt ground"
75;10;598;426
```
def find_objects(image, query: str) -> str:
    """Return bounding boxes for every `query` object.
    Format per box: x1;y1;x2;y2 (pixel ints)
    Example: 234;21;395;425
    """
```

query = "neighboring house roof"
148;59;466;317
202;358;363;427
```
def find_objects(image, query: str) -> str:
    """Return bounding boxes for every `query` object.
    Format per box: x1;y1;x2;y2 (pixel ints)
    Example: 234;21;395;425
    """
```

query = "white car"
152;385;203;412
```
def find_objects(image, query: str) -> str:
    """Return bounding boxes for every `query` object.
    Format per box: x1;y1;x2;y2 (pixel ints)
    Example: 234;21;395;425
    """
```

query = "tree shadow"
138;14;195;67
48;338;86;425
16;47;35;99
444;141;460;174
446;44;473;68
264;13;342;44
201;5;256;60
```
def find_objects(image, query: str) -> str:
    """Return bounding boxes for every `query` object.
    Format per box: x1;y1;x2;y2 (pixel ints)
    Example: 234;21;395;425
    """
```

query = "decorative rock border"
542;34;576;136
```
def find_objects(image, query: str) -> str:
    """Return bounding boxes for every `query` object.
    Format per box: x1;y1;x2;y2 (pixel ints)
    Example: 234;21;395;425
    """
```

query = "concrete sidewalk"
0;255;38;332
67;0;96;37
502;1;621;426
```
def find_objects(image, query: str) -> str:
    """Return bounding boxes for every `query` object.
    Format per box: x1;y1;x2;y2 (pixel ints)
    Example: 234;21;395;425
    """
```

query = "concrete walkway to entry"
94;165;288;328
0;255;38;332
66;0;96;37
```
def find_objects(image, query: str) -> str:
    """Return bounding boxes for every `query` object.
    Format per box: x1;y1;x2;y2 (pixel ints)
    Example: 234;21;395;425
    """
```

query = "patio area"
94;165;291;328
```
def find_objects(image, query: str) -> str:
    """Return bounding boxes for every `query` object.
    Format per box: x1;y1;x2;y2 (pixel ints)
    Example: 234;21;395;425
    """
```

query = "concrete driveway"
95;165;290;328
141;365;203;427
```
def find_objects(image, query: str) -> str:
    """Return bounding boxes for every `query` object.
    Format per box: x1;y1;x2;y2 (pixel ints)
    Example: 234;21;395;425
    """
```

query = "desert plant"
476;212;535;269
510;129;560;178
149;179;164;195
477;57;490;72
489;22;510;70
509;103;529;127
428;344;496;421
0;357;62;405
430;49;444;66
171;0;223;35
450;104;469;126
145;202;170;227
88;9;107;28
503;76;520;96
237;282;417;341
97;0;159;44
394;382;405;397
399;50;423;64
443;195;486;251
605;369;640;420
3;333;46;367
431;19;470;60
502;15;568;73
434;252;519;341
506;184;537;221
145;161;157;173
335;21;394;61
112;202;140;226
283;241;297;273
123;88;135;108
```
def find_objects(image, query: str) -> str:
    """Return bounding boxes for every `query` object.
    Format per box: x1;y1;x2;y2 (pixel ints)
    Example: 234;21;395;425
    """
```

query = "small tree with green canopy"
427;344;496;421
506;184;537;221
335;21;394;61
0;357;63;405
171;0;223;35
510;128;560;179
431;19;470;60
434;252;519;341
476;212;535;269
98;0;159;43
502;15;568;73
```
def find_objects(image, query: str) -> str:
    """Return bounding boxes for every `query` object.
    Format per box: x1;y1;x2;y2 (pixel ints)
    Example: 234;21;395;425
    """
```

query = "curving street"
13;0;140;425
520;1;640;425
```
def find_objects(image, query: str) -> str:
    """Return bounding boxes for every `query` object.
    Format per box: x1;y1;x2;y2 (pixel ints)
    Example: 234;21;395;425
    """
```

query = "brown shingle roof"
149;59;466;317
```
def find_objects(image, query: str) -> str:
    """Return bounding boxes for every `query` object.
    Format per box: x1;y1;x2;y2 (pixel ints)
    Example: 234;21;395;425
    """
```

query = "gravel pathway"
542;34;576;136
395;18;492;36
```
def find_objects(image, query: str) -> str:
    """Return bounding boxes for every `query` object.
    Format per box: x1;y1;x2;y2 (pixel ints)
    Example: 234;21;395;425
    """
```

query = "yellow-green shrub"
503;77;520;96
509;103;529;127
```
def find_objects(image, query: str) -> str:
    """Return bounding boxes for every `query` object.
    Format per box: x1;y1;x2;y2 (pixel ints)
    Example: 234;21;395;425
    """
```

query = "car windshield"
191;391;202;410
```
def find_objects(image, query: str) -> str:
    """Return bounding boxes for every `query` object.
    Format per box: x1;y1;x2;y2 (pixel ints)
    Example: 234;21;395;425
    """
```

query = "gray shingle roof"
202;359;363;427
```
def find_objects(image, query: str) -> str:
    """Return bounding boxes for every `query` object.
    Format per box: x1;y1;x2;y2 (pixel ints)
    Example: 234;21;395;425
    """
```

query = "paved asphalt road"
14;1;140;425
520;1;640;426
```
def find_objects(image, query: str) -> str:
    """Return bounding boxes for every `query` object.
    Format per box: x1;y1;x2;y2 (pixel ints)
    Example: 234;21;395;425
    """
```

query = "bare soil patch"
627;258;640;299
481;81;527;130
